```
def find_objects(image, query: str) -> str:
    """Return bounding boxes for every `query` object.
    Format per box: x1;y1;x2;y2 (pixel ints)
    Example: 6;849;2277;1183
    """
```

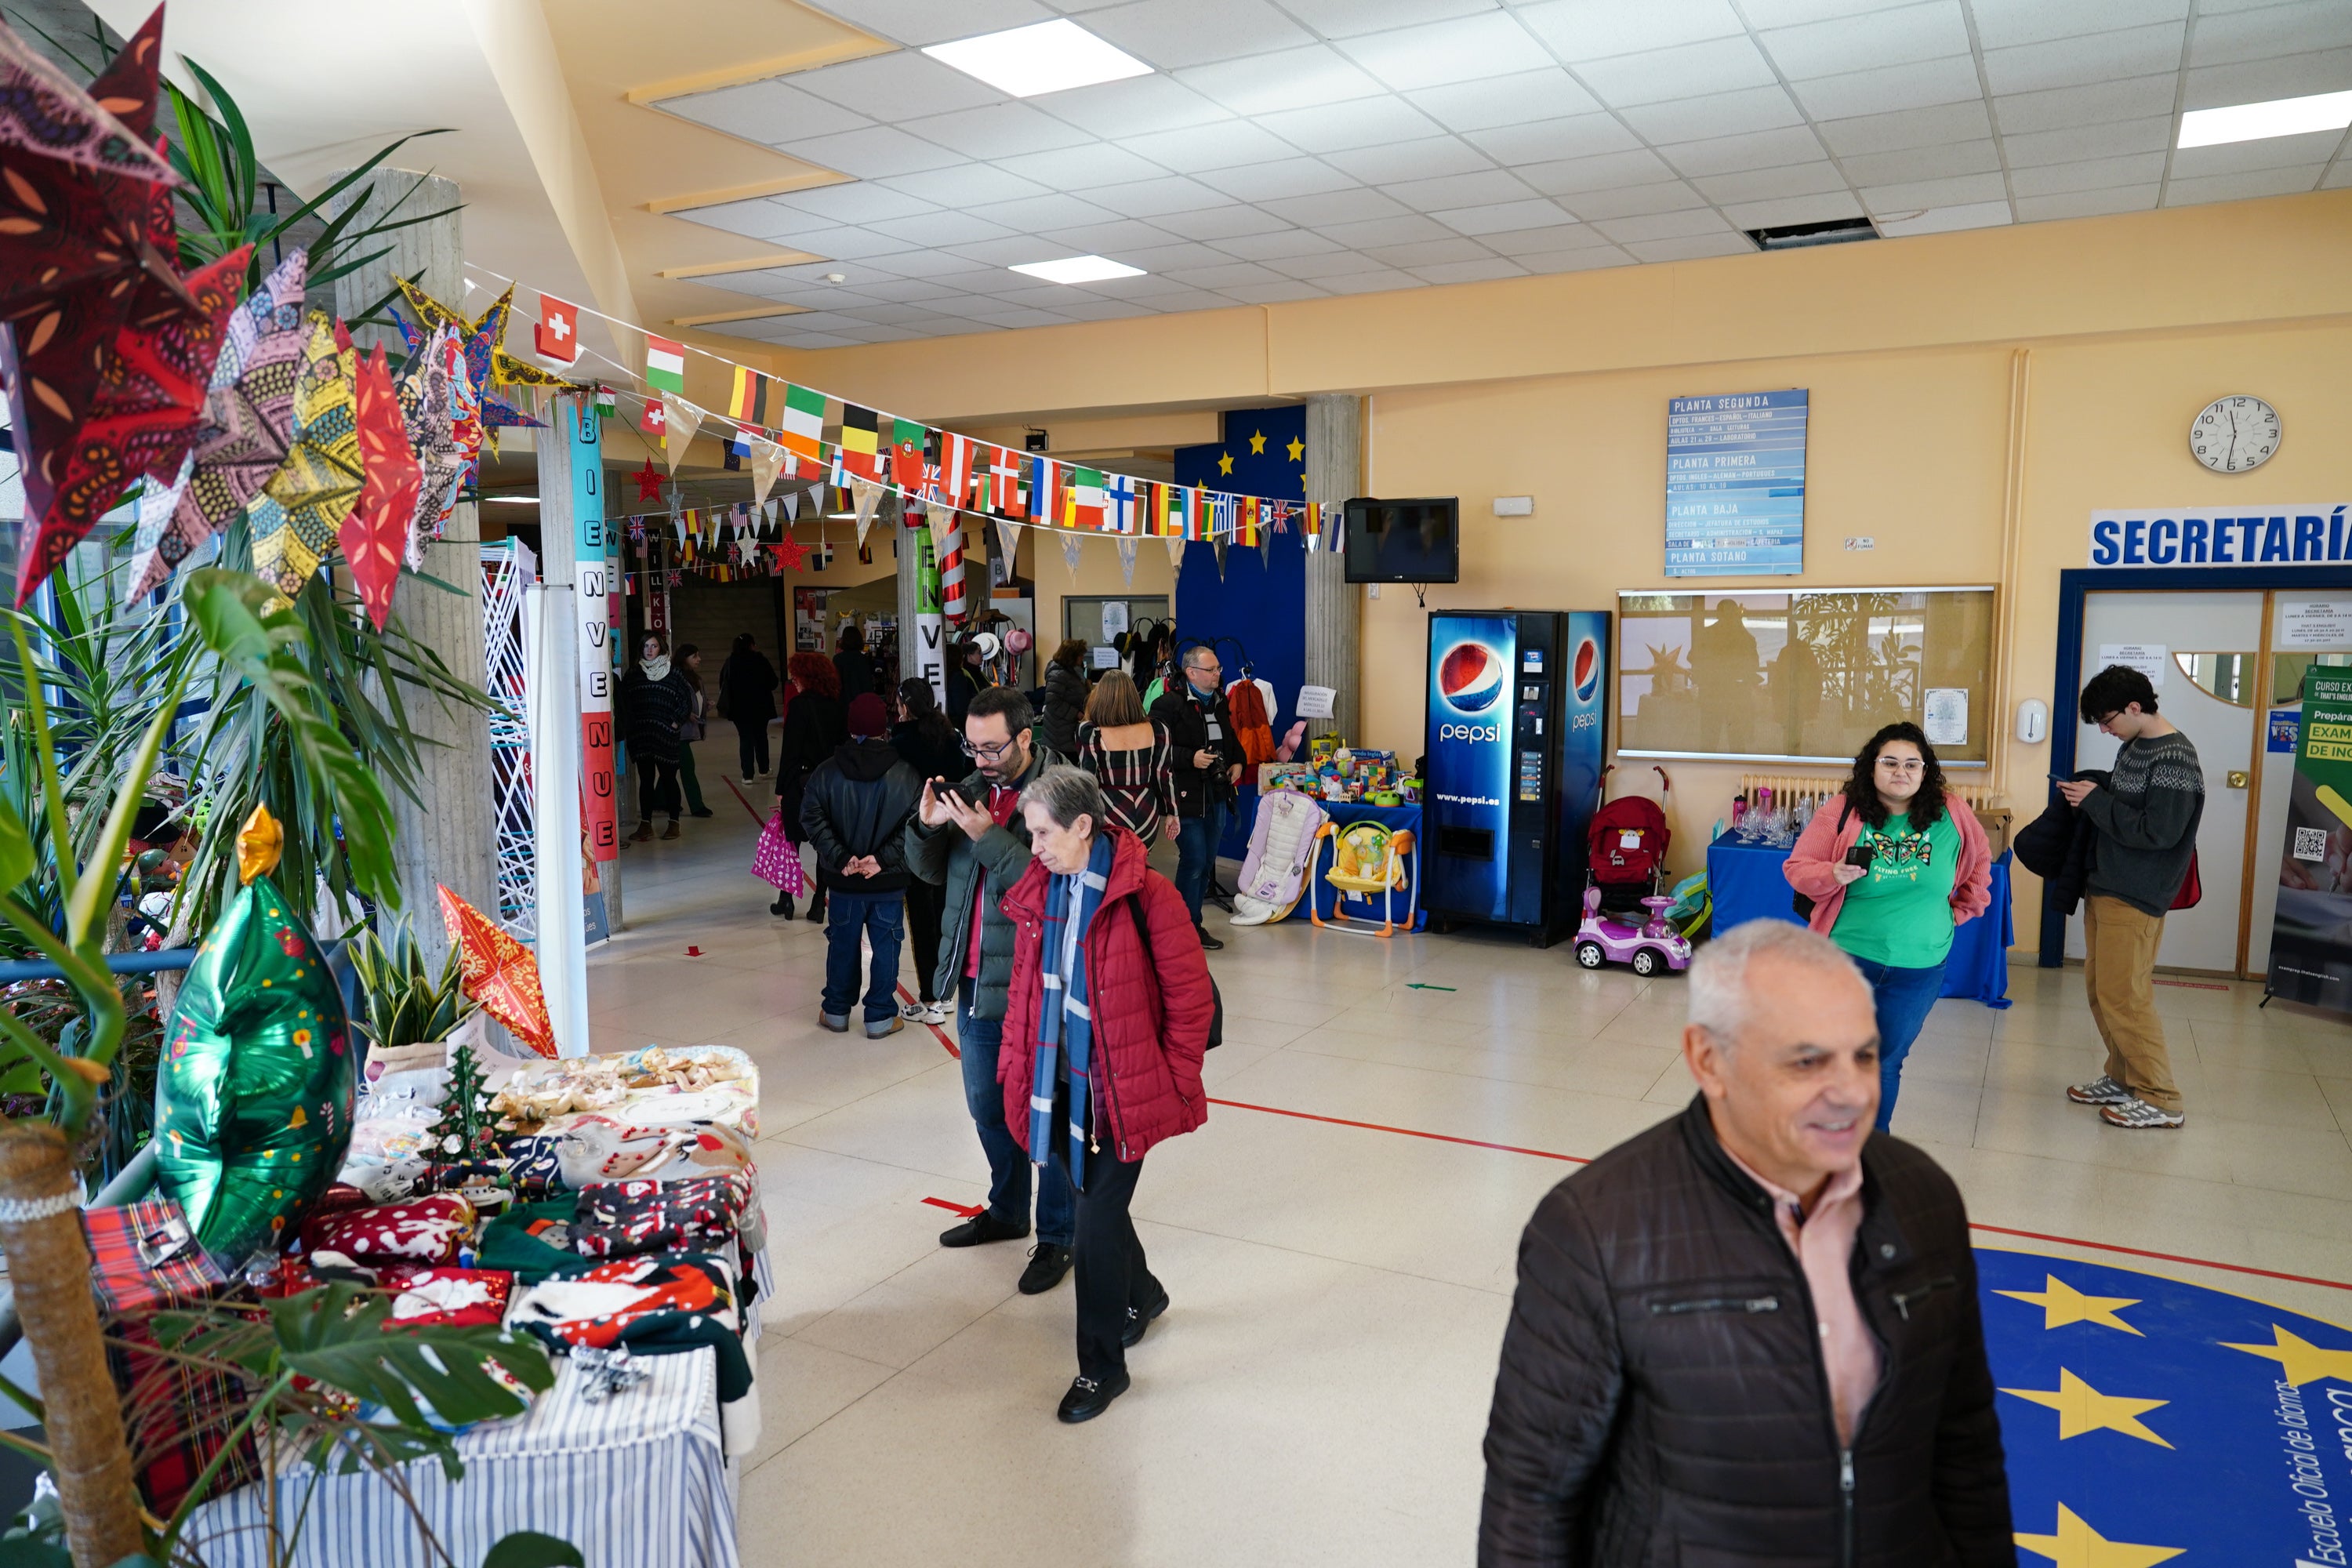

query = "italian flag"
1066;466;1105;531
779;382;826;461
644;335;686;394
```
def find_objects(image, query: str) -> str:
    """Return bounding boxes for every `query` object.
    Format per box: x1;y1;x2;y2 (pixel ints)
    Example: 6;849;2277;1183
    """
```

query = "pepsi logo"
1439;641;1504;714
1572;637;1600;702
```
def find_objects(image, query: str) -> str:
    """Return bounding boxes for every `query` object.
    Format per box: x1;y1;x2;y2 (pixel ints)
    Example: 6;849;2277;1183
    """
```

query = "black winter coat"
618;666;693;764
1481;1096;2011;1568
2013;769;2110;916
800;740;923;894
1041;660;1089;757
717;650;779;724
774;692;847;845
888;719;964;786
1149;680;1243;819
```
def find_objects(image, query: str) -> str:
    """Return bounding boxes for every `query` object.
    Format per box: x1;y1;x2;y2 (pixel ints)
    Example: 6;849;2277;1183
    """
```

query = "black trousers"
738;722;770;779
1046;1085;1157;1381
904;878;946;1004
635;757;681;822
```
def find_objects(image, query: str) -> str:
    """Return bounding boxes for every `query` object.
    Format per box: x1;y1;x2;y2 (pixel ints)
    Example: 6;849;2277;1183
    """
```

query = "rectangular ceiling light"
2178;89;2352;148
924;19;1152;100
1009;255;1146;285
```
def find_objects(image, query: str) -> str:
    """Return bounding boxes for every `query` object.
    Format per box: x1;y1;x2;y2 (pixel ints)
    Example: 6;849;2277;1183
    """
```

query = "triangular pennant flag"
660;394;700;472
993;516;1021;579
1164;537;1185;571
1060;529;1083;583
1116;536;1137;588
748;434;786;504
779;489;800;521
1214;539;1228;579
851;476;885;546
926;497;953;563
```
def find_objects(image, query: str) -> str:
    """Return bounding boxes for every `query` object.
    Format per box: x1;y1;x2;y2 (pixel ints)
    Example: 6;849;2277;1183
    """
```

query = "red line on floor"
921;1196;984;1217
2153;978;2232;992
1206;1097;2352;1293
898;983;959;1058
720;775;768;826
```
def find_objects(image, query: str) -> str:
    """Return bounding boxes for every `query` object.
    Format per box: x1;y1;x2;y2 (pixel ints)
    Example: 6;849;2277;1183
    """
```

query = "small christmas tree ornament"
427;1040;503;1186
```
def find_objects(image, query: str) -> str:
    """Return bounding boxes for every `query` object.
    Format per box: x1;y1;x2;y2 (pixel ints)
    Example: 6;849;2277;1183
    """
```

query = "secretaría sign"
2089;506;2352;568
2265;666;2352;1014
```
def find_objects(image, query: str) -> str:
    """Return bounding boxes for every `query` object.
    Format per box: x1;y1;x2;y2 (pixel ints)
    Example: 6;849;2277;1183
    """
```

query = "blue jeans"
822;890;904;1023
957;978;1073;1246
1173;797;1232;928
1852;954;1948;1132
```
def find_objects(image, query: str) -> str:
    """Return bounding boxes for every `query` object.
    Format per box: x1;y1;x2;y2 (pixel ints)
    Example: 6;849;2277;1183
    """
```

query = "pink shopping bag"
753;808;806;896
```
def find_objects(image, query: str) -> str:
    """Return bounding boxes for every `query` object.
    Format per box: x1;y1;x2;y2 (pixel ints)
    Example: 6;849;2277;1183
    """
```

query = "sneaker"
2066;1075;2133;1106
938;1210;1028;1248
2101;1096;2185;1129
865;1014;904;1039
899;1000;931;1022
1018;1243;1073;1295
925;1001;951;1026
1121;1286;1171;1349
1056;1368;1130;1425
817;1011;849;1033
1196;927;1224;952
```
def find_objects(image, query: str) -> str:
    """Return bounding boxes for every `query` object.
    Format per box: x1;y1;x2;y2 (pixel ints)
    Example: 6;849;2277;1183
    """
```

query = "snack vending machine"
1422;610;1610;944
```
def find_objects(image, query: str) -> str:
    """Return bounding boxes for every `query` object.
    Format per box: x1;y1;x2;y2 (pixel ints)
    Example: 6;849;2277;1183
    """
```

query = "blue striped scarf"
1032;833;1114;1189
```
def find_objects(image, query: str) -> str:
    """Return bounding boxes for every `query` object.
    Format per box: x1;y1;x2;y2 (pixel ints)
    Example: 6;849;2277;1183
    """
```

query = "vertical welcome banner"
568;398;618;862
915;528;945;713
2264;665;2352;1013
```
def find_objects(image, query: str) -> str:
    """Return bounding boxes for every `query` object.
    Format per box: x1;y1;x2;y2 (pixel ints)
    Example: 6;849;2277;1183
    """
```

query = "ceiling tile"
777;183;941;223
1318;268;1433;293
873;248;1014;278
1760;2;1972;78
1967;0;2188;50
879;164;1054;205
2183;48;2352;111
1690;161;1850;203
1120;119;1301;172
994;142;1170;187
1513;147;1677;194
1036;217;1185;250
1261;187;1415;224
1875;198;2014;233
1403;69;1601;132
2000;117;2171;168
1193;157;1361;201
790;51;1006;117
1557;179;1712;218
765;328;862;348
1593;207;1735;242
1276;0;1499;37
1432;196;1578;233
2007;153;2169;194
771;224;927;260
1464;113;1643;166
1739;0;1928;24
2323;160;2352;188
1410;256;1527;283
1334;13;1557;91
1478;220;1610;253
1323;136;1497;183
1211;227;1343;260
2013;183;2161;220
1174;45;1388;114
655;82;873;146
777;126;970;178
1719;191;1868;227
1840;139;2002;186
1981;24;2187;96
2191;0;2352;67
851;278;978;303
2169;129;2347;177
1097;239;1243;269
1070;173;1230;214
1051;299;1164;321
1162;260;1288;289
868;210;1022;245
1512;0;1745;62
1256;96;1447;153
670;197;829;241
990;193;1127;229
1267;249;1398;278
1863;172;2012;210
963;305;1080;328
1380;169;1538;209
1789;56;1986;121
1580;36;1781;107
1617;85;1808;143
1148;203;1296;239
1514;245;1635;273
1659;124;1834;176
1088;282;1235;309
1623;231;1758;261
1084;0;1316;69
904;101;1097;159
1032;76;1236;140
1221;278;1336;303
1313;213;1457;246
993;282;1088;307
1363;236;1495;266
1989;75;2178;134
848;300;978;327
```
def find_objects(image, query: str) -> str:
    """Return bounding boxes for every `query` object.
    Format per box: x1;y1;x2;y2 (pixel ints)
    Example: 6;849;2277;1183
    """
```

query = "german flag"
728;365;768;425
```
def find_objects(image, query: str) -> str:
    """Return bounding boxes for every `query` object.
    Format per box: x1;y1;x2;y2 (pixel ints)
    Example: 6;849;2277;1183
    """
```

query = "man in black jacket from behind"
1149;643;1245;949
801;694;923;1039
1481;919;2010;1566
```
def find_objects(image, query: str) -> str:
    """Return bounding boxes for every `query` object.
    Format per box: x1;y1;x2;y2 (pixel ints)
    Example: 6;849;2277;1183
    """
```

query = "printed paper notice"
2098;644;2167;686
1923;688;1969;746
1297;684;1337;720
2279;601;2352;649
1098;601;1130;637
1091;645;1120;669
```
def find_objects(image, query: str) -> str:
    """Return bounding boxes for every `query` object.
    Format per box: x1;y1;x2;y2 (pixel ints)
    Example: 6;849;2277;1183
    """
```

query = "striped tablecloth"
184;1347;739;1568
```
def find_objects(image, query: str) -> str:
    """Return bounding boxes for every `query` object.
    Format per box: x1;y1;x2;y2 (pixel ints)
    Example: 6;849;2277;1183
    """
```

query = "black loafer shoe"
1056;1369;1130;1424
1018;1242;1073;1295
938;1211;1029;1248
1121;1287;1170;1348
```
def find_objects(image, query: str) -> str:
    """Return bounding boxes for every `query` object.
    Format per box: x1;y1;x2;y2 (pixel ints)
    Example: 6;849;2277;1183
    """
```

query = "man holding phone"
906;687;1076;1294
1151;644;1247;950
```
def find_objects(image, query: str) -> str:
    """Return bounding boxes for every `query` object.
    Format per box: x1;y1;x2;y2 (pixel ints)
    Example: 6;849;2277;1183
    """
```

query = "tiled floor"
591;750;2352;1566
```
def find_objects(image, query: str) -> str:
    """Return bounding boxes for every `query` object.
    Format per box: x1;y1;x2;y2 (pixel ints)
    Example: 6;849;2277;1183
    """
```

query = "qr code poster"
2295;826;2329;861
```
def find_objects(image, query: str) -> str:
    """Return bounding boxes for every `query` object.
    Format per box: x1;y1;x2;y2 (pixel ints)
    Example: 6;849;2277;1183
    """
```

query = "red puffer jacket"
998;825;1213;1163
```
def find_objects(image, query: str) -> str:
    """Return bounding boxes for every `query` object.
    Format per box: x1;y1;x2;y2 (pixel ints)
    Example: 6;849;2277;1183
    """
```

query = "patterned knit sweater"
2082;730;2204;917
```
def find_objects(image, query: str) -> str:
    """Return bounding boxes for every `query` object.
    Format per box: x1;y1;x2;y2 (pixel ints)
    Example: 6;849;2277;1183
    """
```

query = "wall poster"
1665;389;1808;579
2265;666;2352;1015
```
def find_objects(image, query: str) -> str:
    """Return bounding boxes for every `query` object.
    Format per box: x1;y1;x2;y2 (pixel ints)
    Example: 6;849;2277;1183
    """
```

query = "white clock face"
2190;395;2282;474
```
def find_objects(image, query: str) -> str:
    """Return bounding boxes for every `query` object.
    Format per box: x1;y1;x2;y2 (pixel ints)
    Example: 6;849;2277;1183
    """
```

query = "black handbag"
1128;898;1222;1050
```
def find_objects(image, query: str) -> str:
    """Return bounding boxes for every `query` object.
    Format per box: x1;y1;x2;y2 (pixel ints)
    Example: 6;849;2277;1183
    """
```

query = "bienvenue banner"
2089;505;2352;568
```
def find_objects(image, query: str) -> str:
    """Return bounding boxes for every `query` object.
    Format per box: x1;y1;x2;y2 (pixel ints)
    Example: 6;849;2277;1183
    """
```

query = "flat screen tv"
1343;497;1460;584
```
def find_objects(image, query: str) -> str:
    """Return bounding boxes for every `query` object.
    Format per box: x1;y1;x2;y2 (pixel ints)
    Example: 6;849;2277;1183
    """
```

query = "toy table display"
1279;800;1427;931
1704;833;2015;1008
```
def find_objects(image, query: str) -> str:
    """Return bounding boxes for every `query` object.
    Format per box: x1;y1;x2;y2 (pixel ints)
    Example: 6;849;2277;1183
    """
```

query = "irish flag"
644;334;686;394
779;382;826;461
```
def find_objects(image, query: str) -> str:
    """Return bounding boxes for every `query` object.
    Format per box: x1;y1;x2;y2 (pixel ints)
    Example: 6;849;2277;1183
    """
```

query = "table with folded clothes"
144;1043;775;1568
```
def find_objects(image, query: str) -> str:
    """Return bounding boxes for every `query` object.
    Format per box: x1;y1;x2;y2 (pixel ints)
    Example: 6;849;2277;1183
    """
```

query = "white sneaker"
2100;1096;2185;1130
924;1001;950;1025
900;1000;929;1022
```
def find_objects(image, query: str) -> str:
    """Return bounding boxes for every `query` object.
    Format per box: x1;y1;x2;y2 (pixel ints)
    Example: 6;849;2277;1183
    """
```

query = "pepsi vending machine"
1424;610;1610;944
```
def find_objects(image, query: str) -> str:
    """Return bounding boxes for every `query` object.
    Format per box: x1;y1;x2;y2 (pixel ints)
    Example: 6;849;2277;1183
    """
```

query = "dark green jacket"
904;743;1063;1019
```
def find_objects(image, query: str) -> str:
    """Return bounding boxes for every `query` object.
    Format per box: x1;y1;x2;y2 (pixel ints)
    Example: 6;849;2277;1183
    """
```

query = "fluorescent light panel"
1009;255;1145;285
924;20;1152;100
2178;89;2352;148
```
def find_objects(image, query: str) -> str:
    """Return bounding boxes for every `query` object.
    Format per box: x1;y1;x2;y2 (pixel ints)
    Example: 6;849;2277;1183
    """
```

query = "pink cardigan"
1781;795;1993;939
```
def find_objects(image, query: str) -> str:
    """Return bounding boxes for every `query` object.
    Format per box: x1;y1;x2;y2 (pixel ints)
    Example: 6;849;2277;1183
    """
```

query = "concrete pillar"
329;171;498;963
1303;394;1363;742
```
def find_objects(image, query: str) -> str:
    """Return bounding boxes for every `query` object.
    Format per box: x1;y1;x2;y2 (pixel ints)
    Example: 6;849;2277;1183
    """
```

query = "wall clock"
2190;395;2281;473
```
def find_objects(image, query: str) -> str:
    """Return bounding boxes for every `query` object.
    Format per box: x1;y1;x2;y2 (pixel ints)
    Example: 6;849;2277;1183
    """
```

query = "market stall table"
1704;831;2013;1007
1279;799;1426;930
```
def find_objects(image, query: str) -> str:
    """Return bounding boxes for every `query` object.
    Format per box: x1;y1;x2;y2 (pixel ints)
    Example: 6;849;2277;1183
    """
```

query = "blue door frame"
2039;565;2352;966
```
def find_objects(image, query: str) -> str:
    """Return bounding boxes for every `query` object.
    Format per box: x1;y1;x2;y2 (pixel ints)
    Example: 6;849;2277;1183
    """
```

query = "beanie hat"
847;692;890;738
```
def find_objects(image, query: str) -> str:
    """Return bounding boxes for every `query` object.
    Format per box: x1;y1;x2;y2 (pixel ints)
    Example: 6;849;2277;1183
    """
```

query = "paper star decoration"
437;884;555;1058
2013;1504;2182;1568
1216;451;1234;476
249;311;361;599
1994;1275;2144;1337
393;278;548;451
1999;1368;2170;1447
2221;1324;2352;1387
397;321;474;567
631;459;665;504
345;342;419;630
1285;434;1304;463
771;532;805;572
1248;429;1265;454
0;9;180;184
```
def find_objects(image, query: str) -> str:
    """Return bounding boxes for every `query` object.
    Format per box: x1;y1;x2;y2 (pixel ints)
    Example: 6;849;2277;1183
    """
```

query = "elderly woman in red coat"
999;764;1214;1425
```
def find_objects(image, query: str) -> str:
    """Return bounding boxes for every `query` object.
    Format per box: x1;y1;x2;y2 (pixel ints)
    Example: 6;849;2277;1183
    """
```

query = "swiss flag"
535;294;580;364
639;398;666;437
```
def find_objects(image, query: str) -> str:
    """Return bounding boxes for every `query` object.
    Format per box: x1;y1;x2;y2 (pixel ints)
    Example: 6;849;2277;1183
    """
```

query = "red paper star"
771;533;806;572
344;343;420;631
631;459;663;504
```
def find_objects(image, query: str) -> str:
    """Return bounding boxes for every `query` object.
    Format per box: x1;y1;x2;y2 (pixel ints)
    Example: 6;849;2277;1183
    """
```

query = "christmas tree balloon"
153;805;357;1267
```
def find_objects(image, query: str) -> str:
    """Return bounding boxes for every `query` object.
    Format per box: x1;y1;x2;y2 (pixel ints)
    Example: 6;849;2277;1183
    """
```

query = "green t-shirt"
1830;809;1961;969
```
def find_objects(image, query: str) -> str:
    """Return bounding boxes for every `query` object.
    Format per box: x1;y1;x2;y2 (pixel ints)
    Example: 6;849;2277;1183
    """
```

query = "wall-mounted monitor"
1343;497;1459;584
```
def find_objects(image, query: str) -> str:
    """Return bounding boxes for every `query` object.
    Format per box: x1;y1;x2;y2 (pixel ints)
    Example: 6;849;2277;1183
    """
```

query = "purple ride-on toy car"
1573;885;1693;978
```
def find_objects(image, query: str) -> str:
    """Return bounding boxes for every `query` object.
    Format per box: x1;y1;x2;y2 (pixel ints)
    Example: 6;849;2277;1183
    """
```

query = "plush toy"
153;805;356;1267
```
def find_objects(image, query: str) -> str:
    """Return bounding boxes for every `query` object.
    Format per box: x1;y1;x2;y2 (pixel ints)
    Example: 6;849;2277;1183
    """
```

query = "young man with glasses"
2056;664;2203;1130
906;687;1076;1294
1150;645;1246;950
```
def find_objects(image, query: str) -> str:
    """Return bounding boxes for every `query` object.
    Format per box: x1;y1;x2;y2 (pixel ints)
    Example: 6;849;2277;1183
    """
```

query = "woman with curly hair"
1783;721;1993;1131
772;651;847;920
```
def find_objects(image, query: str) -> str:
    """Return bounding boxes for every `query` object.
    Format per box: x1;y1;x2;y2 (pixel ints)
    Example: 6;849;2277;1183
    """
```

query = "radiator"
1737;772;2002;811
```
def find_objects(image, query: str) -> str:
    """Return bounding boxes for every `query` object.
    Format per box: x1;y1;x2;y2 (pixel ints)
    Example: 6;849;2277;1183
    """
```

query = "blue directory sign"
1665;389;1808;578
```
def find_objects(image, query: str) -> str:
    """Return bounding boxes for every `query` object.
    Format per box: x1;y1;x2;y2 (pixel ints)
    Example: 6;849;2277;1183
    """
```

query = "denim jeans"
1173;797;1231;929
1851;953;1948;1133
821;891;904;1023
957;978;1073;1246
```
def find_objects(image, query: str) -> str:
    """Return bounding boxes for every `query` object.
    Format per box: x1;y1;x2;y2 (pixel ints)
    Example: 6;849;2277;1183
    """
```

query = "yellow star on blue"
2014;1504;2182;1567
1995;1274;2143;1336
2221;1325;2352;1387
1285;434;1304;462
1999;1368;2171;1446
1217;451;1234;476
1247;429;1266;454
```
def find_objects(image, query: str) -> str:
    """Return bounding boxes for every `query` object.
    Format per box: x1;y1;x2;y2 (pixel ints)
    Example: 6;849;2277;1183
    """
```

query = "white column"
528;582;590;1055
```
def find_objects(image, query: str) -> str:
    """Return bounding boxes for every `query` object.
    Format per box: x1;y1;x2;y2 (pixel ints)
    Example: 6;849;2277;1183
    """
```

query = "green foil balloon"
154;873;355;1267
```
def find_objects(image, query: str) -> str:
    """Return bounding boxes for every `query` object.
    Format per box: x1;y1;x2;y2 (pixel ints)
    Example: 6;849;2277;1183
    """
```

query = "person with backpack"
1783;723;1992;1131
800;694;924;1039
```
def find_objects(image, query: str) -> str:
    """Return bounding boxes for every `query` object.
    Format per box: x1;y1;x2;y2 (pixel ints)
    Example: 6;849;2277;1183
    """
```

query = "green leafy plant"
347;918;474;1052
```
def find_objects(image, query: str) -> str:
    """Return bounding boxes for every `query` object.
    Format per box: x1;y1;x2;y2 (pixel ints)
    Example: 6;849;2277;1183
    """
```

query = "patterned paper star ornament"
344;342;419;630
437;884;555;1058
393;278;551;447
0;10;180;184
397;321;475;565
249;311;361;600
2013;1504;2182;1568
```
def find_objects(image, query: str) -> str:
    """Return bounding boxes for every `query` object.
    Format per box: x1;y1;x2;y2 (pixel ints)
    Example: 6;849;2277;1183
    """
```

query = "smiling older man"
1479;920;2012;1567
